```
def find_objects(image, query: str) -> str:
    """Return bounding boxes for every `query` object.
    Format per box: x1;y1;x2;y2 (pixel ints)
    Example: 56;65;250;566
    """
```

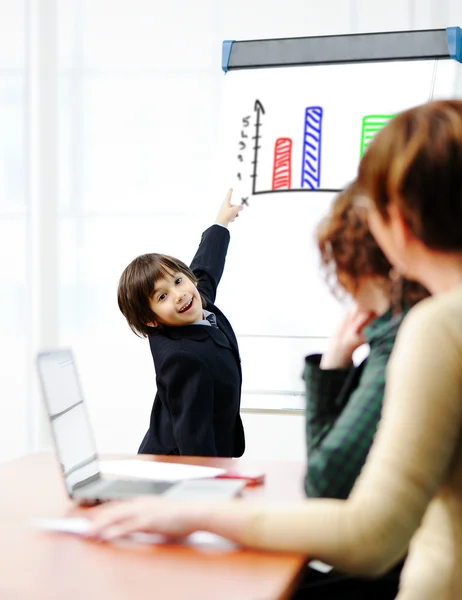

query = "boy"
117;190;245;457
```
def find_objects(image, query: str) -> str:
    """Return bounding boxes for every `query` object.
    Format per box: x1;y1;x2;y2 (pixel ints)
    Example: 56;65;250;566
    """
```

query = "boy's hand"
215;189;243;227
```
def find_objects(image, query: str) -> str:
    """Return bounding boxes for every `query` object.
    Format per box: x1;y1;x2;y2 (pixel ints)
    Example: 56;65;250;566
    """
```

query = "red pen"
215;470;265;486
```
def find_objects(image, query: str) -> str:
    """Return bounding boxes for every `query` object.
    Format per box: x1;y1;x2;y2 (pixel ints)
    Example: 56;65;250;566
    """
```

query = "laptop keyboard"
104;479;172;494
87;478;172;497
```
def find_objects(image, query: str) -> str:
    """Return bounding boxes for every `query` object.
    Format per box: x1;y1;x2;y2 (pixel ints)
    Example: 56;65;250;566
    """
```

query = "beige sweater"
243;284;462;600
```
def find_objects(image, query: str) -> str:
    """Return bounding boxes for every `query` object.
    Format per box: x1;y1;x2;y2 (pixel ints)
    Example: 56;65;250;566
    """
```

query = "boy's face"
147;271;203;327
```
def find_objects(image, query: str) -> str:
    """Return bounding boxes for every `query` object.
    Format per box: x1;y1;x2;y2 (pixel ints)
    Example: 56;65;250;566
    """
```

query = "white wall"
1;0;462;463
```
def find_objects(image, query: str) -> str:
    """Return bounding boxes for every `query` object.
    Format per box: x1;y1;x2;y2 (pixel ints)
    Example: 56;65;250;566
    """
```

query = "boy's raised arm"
189;189;243;303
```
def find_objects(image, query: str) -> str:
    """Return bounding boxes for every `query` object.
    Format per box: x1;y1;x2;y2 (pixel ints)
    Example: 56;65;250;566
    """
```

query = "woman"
294;185;428;598
294;184;428;600
305;184;428;501
86;100;462;600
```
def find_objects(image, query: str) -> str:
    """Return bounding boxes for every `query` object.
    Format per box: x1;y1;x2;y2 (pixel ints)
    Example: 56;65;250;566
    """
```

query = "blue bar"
301;107;323;190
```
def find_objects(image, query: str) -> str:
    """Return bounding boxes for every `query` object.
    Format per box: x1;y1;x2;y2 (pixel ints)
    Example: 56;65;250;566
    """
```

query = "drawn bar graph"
251;100;339;195
360;114;396;157
272;138;293;190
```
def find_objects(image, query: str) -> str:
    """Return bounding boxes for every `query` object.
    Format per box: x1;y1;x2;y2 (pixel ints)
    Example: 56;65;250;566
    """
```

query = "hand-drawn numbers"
237;115;251;205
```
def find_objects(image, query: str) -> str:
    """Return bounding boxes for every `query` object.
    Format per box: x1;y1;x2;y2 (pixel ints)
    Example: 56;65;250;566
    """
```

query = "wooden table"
0;453;307;600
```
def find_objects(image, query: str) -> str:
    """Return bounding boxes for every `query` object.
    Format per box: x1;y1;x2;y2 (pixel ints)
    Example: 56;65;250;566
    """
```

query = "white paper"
100;459;226;482
32;517;237;551
33;517;91;535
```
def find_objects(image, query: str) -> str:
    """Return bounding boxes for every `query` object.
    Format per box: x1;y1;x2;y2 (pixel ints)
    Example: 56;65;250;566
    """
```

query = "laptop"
36;348;244;505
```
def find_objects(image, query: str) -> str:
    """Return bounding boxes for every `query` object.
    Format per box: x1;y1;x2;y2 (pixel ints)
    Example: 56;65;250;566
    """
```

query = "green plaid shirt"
304;309;407;500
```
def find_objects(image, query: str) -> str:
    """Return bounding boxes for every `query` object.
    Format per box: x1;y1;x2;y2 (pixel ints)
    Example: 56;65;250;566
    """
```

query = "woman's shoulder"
407;284;462;319
399;284;462;349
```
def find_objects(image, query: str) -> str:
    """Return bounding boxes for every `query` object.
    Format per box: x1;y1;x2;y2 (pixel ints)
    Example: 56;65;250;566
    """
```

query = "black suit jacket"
138;225;245;457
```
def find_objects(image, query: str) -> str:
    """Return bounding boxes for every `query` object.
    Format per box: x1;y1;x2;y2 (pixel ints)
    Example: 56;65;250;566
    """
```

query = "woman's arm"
230;297;462;572
304;307;379;498
305;352;384;499
304;354;352;450
87;296;462;577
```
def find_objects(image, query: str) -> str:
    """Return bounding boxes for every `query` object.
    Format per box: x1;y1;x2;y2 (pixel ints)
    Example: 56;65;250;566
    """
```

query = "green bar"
360;114;396;157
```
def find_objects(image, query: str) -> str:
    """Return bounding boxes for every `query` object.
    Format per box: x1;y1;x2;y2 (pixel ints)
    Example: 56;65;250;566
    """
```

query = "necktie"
205;313;218;328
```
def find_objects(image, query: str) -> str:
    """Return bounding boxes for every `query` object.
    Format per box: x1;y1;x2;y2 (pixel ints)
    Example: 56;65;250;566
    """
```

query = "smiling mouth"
179;298;193;313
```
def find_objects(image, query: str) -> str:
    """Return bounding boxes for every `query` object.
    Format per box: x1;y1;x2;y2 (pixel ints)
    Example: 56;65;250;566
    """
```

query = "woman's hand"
320;306;376;369
85;497;207;541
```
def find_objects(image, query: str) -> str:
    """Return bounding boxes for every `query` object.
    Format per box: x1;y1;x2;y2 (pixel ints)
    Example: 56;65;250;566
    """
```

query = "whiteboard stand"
218;27;461;412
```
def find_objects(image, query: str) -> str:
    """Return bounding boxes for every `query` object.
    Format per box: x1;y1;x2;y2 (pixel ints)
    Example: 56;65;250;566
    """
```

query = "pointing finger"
224;188;233;205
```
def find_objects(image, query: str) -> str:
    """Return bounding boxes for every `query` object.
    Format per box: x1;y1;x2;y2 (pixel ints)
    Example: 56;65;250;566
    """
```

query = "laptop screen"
36;349;100;493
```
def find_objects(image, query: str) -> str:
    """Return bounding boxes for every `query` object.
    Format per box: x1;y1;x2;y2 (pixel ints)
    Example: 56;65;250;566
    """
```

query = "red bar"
272;138;292;190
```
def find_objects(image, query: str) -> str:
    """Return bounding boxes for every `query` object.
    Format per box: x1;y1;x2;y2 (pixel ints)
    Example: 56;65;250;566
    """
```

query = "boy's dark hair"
316;182;429;307
117;254;206;338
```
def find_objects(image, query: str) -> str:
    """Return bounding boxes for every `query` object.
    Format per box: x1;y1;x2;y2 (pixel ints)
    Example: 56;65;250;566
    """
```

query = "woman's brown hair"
357;99;462;252
317;182;429;307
